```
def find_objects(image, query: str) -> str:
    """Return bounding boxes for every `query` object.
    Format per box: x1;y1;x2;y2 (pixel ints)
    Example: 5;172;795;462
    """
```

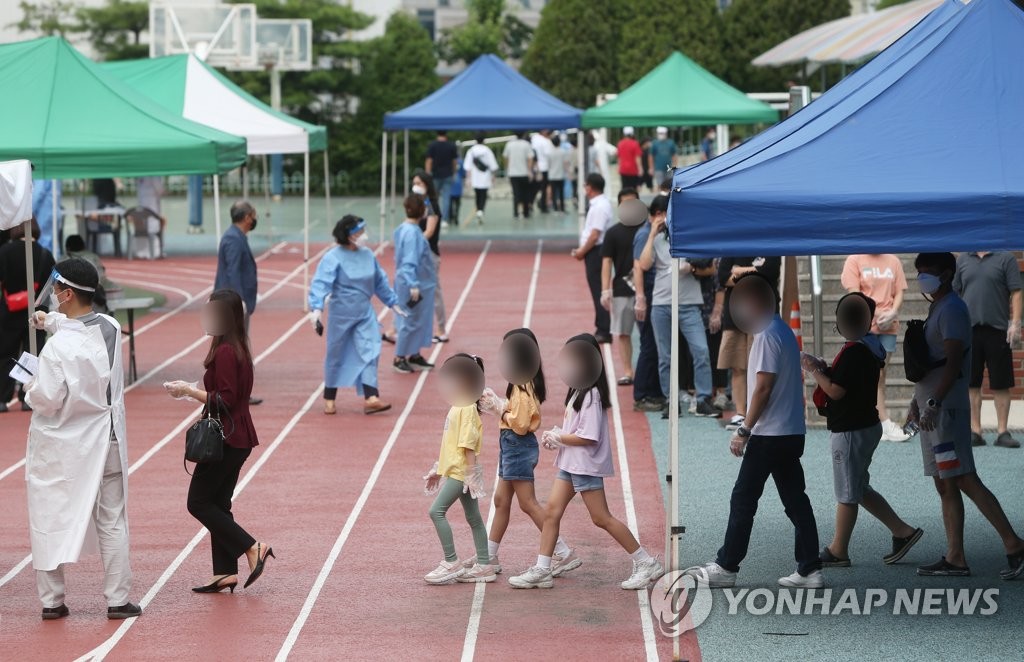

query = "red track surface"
0;241;678;661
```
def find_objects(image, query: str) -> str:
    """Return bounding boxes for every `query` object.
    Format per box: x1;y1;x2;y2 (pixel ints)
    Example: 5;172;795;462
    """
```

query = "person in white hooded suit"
25;258;140;620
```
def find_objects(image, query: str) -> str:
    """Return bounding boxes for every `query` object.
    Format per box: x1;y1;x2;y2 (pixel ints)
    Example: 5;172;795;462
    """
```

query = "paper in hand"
9;351;38;385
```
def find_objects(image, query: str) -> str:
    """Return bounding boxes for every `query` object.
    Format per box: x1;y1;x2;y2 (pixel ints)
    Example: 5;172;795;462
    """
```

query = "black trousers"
510;176;531;217
324;385;378;400
716;435;821;576
0;309;45;403
534;172;549;212
549;178;565;212
188;445;257;575
632;282;663;402
583;248;610;336
473;188;488;213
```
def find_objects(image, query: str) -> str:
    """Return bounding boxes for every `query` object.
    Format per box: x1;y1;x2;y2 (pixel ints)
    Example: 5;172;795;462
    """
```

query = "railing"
809;254;824;357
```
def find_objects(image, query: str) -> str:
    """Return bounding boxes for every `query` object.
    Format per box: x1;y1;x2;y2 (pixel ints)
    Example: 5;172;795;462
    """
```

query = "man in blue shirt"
648;127;678;190
214;201;261;405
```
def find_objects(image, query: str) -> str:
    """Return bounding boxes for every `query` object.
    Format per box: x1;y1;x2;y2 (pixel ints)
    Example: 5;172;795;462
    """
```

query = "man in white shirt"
530;130;554;213
572;173;613;343
685;273;823;589
502;132;534;218
462;133;499;224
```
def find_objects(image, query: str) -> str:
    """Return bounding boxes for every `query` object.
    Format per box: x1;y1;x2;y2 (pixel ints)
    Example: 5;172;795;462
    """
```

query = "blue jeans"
434;176;453;221
633;281;663;402
651;303;711;400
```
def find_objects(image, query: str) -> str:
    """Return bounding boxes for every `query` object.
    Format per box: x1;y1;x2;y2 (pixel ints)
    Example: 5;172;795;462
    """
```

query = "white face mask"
918;273;942;295
412;184;427;196
354;233;369;248
49;291;63;312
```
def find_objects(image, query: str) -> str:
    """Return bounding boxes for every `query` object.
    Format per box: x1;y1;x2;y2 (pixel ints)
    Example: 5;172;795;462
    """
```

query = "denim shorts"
556;469;605;492
878;334;897;354
498;429;539;482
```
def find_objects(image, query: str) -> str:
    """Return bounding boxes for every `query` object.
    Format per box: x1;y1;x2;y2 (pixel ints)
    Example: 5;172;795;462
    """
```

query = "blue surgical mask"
918;273;942;295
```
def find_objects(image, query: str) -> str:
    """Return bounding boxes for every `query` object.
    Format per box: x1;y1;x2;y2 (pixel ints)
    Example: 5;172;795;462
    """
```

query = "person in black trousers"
572;173;612;343
164;289;274;593
630;213;665;411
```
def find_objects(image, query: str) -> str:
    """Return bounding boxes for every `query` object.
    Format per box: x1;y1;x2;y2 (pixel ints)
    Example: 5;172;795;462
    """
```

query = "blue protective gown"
393;222;437;357
308;246;398;394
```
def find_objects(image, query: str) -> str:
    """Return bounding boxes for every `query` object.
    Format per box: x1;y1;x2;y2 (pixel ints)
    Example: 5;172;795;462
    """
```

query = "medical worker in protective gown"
308;215;406;415
393;195;438;374
25;258;140;620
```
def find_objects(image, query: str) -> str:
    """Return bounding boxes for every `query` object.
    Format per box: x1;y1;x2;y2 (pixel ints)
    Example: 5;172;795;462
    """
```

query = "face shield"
34;268;96;309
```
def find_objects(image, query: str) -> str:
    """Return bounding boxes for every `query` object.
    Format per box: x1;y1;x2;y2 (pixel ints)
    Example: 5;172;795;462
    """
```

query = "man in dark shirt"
601;190;643;383
804;292;921;567
425;131;459;226
712;256;781;429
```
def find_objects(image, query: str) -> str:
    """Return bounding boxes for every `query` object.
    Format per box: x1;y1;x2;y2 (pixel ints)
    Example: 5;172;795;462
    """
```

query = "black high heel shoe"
192;576;238;593
243;543;275;589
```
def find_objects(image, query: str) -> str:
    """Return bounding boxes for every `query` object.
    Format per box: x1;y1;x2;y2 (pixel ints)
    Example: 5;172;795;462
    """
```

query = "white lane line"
602;343;659;662
461;239;542;662
274;241;492;662
73;384;325;662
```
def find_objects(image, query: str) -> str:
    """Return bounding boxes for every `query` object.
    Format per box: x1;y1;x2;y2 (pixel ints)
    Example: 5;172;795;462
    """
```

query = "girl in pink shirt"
509;334;663;590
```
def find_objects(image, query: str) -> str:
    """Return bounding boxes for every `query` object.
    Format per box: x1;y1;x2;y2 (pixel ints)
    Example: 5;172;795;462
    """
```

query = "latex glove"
919;403;941;432
309;310;322;331
391;304;409;318
423;461;441;496
600;289;612;311
542;427;564;450
908;398;921;424
729;434;747;458
32;310;65;335
479;387;507;416
876;310;897;327
409;287;421;303
463;464;486;500
800;352;826;374
634;294;647;323
164;380;198;400
1008;324;1021;347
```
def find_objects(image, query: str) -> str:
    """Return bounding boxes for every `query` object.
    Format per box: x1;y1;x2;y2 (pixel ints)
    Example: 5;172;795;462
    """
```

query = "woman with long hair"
164;289;274;594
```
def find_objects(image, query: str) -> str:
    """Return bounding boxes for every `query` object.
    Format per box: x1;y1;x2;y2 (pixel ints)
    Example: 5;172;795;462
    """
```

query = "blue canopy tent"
377;55;583;237
669;0;1020;258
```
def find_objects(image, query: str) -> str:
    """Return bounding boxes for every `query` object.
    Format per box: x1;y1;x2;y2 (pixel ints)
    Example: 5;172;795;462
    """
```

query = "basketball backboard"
255;18;313;71
150;2;258;69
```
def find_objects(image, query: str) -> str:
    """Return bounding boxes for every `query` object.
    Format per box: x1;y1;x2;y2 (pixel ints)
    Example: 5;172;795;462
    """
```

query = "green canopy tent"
0;36;245;354
581;51;778;128
103;54;330;299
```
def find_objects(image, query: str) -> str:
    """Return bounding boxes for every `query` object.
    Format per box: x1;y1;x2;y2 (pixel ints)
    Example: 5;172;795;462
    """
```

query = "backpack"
903;319;945;382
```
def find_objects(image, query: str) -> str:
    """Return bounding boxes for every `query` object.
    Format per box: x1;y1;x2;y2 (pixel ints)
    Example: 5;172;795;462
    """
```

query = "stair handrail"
810;254;824;357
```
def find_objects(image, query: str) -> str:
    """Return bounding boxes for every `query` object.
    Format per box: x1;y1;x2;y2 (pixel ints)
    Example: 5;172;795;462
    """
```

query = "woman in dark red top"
164;289;274;593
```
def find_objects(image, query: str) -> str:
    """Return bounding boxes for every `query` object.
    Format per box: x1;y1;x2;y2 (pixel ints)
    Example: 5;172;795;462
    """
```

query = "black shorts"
970;325;1015;390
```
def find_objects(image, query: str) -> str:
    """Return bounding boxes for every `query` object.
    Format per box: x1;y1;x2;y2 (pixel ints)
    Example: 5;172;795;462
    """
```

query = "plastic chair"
124;206;164;259
85;203;123;258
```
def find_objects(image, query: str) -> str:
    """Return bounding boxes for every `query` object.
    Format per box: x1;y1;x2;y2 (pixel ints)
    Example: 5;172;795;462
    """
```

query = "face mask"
412;184;427;196
49;291;63;312
354;234;369;248
918;273;942;295
250;217;258;231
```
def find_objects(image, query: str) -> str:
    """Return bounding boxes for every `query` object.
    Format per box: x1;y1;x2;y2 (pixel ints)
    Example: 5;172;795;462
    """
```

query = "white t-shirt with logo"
747;315;806;437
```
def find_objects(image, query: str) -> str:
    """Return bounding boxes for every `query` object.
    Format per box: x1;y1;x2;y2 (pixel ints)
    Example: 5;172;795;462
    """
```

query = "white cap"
623;126;635;136
656;126;668;135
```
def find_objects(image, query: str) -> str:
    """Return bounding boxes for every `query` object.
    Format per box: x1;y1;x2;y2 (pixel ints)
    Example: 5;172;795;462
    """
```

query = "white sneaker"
509;565;554;589
688;399;698;415
778;569;825;588
683;562;737;588
880;419;911;443
726;415;745;431
424;560;466;585
457;563;497;583
713;393;730;410
462;555;502;574
551;550;582;577
621;557;665;590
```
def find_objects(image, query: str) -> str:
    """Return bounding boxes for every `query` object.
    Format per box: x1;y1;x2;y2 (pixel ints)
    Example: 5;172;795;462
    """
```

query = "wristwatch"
926;398;942;409
736;425;752;438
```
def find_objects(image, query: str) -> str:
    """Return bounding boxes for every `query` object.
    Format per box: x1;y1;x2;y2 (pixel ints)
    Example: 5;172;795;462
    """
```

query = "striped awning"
753;0;966;67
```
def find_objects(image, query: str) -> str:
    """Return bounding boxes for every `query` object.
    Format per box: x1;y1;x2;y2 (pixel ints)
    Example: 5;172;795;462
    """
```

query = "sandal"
818;546;851;568
381;333;396;345
324;400;337;415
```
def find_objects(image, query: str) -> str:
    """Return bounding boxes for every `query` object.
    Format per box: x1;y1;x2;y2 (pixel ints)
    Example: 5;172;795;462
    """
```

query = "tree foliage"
77;0;148;61
10;0;77;37
520;0;628;108
721;0;850;92
617;0;724;87
436;0;533;65
875;0;914;8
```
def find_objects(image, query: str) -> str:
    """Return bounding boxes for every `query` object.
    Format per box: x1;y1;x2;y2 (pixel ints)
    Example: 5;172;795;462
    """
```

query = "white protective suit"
25;311;129;572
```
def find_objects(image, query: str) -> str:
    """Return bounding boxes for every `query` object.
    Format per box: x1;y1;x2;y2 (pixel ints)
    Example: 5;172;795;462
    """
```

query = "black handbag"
184;393;230;473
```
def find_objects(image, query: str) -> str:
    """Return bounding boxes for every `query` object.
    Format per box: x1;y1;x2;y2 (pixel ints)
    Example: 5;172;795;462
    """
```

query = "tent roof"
581;51;778;128
669;0;1021;258
753;0;949;67
383;54;581;131
0;37;246;179
103;54;327;154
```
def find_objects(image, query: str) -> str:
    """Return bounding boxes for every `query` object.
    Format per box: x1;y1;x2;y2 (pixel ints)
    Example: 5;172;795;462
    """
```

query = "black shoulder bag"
184;393;232;473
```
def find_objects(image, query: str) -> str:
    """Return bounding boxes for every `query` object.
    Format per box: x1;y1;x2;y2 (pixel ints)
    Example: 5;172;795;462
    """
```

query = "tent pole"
51;180;59;260
324;150;332;227
390;132;398;232
716;124;729;159
380;131;388;244
25;220;37;355
262;155;271;229
213;175;222;242
242;162;249;200
577;130;585;234
669;257;681;661
303;152;310;311
403;129;409;197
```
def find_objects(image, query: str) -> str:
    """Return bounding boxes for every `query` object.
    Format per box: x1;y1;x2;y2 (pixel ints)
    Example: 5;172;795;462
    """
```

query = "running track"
0;241;679;661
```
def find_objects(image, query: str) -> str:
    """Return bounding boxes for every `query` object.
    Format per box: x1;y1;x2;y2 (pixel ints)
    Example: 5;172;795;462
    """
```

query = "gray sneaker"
994;432;1021;449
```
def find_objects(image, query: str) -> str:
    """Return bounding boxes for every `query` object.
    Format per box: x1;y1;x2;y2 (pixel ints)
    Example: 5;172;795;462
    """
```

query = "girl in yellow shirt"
423;354;491;584
477;329;579;577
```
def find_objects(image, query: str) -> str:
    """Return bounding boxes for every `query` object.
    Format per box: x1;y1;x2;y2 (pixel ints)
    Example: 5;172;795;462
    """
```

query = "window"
417;9;436;41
